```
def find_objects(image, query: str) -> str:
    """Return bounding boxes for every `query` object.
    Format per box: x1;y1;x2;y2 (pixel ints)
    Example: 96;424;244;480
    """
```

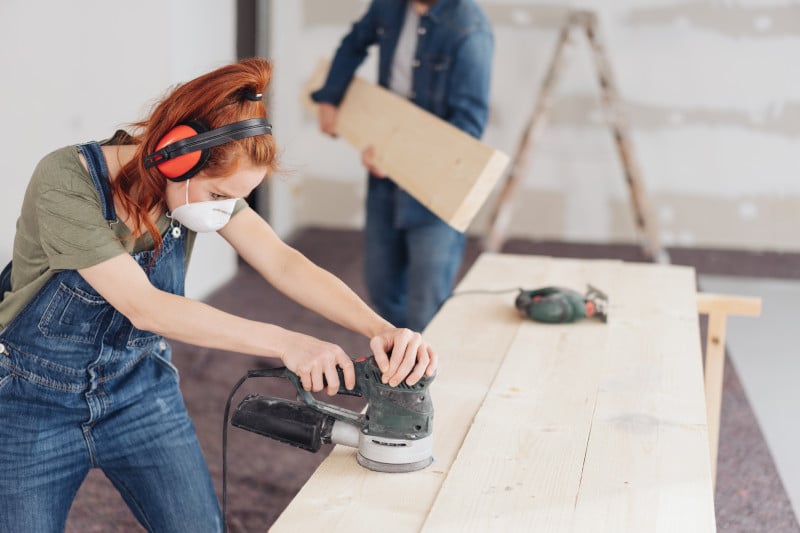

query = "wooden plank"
420;259;715;532
703;312;727;486
269;254;527;532
696;292;762;485
570;264;715;532
303;60;510;232
420;258;621;532
696;293;762;317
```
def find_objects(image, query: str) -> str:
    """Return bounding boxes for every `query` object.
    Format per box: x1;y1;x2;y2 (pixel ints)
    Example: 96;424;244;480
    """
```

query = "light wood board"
695;292;762;485
270;254;715;532
303;60;510;232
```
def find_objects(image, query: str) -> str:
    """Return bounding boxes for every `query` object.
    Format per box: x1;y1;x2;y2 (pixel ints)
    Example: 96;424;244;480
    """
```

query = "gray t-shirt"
389;2;420;98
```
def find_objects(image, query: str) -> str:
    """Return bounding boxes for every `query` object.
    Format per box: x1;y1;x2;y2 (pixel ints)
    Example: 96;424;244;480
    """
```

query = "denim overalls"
0;143;222;532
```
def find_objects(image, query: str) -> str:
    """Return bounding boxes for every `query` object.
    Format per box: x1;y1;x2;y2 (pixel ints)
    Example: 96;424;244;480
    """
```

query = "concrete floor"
700;275;800;521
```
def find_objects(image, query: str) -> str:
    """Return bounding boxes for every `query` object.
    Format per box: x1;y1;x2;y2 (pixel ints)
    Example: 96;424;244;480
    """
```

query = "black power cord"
221;368;276;533
448;287;524;299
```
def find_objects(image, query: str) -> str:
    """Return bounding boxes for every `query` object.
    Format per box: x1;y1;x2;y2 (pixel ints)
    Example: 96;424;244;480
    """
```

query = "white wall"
267;0;800;253
0;0;238;299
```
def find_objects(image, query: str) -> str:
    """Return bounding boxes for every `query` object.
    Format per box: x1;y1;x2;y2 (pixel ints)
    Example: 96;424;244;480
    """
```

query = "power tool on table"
515;284;609;323
227;355;435;473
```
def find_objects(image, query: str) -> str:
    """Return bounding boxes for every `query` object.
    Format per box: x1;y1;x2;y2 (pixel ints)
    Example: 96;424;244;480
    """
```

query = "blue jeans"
364;177;466;332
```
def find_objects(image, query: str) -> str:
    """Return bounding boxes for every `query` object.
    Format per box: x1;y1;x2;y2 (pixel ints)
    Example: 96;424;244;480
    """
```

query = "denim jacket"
311;0;494;228
311;0;493;139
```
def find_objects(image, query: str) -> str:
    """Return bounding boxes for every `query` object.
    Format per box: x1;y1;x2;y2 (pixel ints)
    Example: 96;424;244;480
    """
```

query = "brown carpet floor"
65;228;800;532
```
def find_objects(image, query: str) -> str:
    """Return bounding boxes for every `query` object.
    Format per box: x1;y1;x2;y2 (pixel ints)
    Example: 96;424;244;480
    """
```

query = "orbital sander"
227;355;435;473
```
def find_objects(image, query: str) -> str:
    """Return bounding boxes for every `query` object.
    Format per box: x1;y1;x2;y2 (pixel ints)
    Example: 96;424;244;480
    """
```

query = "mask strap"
167;213;182;238
166;183;186;238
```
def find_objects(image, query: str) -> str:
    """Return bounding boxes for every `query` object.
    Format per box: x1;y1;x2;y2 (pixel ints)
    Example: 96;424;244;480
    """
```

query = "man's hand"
362;145;387;178
318;103;338;137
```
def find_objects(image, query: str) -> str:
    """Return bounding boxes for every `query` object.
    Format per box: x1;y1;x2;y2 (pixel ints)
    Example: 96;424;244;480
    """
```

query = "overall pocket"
38;282;110;344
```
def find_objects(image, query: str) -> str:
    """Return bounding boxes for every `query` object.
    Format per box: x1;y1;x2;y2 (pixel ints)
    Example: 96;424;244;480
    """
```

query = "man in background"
312;0;494;331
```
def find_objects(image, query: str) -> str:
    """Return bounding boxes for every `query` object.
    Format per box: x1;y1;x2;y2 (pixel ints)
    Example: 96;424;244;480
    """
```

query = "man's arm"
310;1;381;107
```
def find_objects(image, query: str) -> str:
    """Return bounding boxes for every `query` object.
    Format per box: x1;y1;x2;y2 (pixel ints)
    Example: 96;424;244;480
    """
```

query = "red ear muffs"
149;122;209;180
143;118;272;182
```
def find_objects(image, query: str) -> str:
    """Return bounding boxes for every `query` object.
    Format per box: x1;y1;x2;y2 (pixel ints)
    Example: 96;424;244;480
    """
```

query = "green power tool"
228;356;435;473
515;284;609;323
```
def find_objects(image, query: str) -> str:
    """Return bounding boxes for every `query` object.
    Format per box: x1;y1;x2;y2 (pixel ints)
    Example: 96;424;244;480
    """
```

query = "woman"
0;58;436;532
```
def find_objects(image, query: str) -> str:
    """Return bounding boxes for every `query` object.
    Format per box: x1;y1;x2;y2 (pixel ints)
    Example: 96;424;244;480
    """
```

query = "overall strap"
0;260;11;297
77;142;116;222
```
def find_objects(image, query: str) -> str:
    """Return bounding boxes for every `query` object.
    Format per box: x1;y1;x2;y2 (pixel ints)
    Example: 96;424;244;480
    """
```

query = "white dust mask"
169;179;238;233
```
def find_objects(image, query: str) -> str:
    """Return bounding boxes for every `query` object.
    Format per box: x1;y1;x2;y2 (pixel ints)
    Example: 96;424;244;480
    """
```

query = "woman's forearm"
264;246;394;338
222;209;394;339
136;288;292;360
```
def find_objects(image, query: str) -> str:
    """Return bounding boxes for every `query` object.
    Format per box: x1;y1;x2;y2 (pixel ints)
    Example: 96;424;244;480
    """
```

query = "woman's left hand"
369;328;437;387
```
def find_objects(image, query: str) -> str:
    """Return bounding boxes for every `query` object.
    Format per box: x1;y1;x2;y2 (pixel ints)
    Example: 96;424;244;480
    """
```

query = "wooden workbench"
270;253;716;532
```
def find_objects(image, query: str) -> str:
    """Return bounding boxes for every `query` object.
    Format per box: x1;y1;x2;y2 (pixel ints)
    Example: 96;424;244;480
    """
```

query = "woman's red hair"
110;57;277;256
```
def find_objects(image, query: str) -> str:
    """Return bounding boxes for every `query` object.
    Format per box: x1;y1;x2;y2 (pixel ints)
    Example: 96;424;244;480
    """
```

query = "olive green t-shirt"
0;144;246;329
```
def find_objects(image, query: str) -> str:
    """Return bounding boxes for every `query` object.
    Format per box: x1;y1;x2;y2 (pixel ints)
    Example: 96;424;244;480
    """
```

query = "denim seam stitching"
93;351;150;385
4;348;153;391
0;359;84;392
80;424;100;468
126;332;161;349
150;352;180;380
0;345;93;392
0;339;87;376
0;372;13;391
98;389;110;414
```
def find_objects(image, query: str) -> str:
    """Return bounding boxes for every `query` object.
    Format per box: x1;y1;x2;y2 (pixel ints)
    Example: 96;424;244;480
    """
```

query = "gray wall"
267;0;800;252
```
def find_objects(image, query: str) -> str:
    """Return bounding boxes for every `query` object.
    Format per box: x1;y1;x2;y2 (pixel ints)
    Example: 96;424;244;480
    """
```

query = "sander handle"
323;364;363;398
245;359;372;427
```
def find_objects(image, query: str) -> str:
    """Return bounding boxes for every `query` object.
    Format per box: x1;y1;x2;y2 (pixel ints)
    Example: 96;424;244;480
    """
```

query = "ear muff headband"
144;118;273;181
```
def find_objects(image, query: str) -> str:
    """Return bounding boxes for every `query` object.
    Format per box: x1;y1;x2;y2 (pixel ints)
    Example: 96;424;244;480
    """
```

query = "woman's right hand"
278;330;355;396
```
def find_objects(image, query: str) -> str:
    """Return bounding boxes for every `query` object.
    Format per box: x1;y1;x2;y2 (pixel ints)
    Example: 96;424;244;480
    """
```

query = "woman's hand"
369;328;437;387
279;331;355;396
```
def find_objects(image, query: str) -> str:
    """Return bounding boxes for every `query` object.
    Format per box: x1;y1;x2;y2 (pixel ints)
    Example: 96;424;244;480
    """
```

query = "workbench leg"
704;312;728;489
